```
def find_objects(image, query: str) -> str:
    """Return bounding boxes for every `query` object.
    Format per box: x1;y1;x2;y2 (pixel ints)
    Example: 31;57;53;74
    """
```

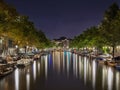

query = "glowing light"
88;60;92;81
33;61;37;81
45;56;48;79
92;60;96;89
73;54;76;76
84;57;87;85
102;66;107;90
15;69;19;90
107;67;113;90
53;51;55;70
26;73;30;90
75;54;78;78
67;52;70;77
63;52;65;73
15;45;18;48
79;56;83;79
116;72;119;90
38;62;40;75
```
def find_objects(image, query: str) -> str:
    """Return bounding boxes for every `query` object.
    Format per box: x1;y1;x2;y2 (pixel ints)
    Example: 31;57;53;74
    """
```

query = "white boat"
16;58;33;68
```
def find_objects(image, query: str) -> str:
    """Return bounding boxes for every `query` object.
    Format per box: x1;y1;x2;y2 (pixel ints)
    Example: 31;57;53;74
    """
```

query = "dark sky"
4;0;120;39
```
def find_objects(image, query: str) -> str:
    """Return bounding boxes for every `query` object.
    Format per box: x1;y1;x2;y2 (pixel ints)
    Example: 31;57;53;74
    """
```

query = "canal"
0;51;120;90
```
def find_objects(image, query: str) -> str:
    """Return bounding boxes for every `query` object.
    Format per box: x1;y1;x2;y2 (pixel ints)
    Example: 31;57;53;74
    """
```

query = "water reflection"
92;60;96;89
33;61;37;81
84;57;87;85
26;73;30;90
66;52;70;77
1;51;120;90
52;51;61;74
102;66;107;90
15;69;19;90
108;67;113;90
45;55;48;79
38;61;40;75
116;72;120;90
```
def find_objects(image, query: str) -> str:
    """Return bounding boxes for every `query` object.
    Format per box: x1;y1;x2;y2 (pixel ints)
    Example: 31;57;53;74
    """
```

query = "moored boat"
0;64;13;77
16;58;33;68
95;57;106;64
107;61;117;67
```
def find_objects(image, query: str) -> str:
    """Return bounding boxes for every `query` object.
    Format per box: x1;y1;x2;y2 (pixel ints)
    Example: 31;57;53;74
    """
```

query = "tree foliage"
71;3;120;57
0;0;51;49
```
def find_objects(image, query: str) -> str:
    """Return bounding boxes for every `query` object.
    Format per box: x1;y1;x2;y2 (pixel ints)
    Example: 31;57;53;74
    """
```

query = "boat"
114;63;120;70
16;58;32;68
34;54;40;60
7;61;16;69
95;54;112;64
0;64;13;77
95;57;106;64
107;61;117;67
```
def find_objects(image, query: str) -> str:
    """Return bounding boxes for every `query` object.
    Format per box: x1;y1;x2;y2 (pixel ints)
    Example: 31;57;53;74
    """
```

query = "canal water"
0;51;120;90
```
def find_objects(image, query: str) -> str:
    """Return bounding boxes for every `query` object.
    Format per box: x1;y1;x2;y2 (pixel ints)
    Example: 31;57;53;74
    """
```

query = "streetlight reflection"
116;72;120;90
92;60;96;90
79;56;83;79
108;67;113;90
15;69;19;90
102;66;107;90
66;52;70;77
45;55;48;79
26;73;30;90
84;57;87;85
73;54;76;77
33;61;37;81
38;62;40;75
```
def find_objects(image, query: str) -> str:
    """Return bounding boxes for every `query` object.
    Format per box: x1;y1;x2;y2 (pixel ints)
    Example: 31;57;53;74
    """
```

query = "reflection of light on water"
79;56;83;79
53;52;55;70
26;73;30;90
33;61;37;81
102;67;105;89
108;67;113;90
57;52;60;74
92;60;96;89
0;79;5;90
45;55;48;79
73;54;76;76
75;54;78;78
86;59;89;81
84;57;87;85
67;52;69;77
116;72;119;90
38;62;40;75
88;60;92;81
102;66;107;90
52;51;61;74
15;69;19;90
63;52;65;73
79;56;81;78
48;54;51;67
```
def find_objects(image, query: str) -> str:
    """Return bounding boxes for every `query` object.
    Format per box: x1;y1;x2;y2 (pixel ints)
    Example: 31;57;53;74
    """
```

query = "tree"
100;3;120;58
0;0;51;52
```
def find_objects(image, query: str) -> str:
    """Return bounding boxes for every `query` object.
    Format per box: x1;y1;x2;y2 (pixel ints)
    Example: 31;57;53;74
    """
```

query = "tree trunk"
112;46;115;59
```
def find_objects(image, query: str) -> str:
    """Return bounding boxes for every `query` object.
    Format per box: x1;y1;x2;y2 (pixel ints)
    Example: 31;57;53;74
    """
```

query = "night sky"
4;0;120;39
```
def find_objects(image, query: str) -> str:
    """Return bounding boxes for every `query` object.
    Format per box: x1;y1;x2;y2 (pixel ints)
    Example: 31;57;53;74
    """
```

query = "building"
52;37;72;49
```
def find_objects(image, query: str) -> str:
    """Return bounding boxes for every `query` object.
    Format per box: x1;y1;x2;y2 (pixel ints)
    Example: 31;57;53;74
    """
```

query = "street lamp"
15;45;19;54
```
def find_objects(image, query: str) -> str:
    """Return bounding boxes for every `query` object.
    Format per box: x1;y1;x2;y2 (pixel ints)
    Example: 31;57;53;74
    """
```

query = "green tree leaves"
71;3;120;57
0;0;50;49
